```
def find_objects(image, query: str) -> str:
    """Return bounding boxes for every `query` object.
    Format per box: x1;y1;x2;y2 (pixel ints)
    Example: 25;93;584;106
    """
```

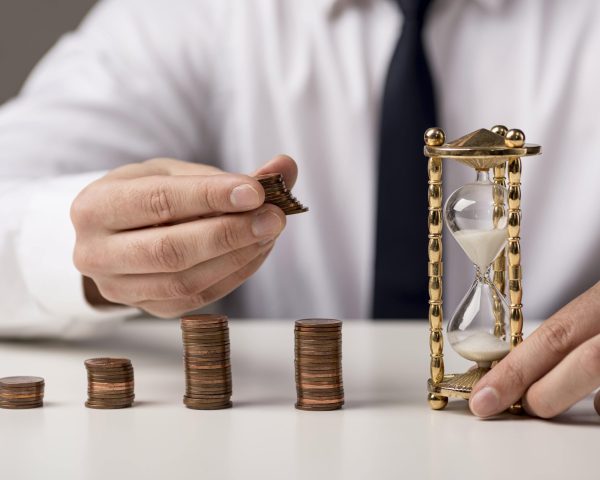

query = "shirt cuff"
16;171;138;337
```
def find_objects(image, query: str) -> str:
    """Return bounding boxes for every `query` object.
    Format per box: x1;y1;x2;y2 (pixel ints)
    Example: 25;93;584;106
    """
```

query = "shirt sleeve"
0;0;223;337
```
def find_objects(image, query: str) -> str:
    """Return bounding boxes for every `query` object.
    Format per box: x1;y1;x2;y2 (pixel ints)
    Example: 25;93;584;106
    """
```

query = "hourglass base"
427;367;490;402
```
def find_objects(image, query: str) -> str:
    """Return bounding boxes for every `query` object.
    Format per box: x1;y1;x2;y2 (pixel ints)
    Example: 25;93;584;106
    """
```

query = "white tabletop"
0;319;597;480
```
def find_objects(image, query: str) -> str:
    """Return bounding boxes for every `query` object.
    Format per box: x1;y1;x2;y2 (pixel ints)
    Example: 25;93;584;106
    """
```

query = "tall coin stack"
295;319;344;411
0;376;45;409
84;358;135;409
255;173;309;215
181;314;233;410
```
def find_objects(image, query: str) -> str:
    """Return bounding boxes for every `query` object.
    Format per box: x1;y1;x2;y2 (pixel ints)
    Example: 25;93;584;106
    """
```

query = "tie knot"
396;0;432;24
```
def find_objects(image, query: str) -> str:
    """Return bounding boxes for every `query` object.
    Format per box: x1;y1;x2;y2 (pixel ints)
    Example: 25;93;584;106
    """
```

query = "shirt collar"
320;0;508;18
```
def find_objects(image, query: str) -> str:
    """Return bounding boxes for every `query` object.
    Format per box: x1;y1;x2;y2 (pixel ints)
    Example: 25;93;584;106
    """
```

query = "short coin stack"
0;376;45;409
256;173;309;215
295;319;344;411
181;314;233;410
85;358;135;409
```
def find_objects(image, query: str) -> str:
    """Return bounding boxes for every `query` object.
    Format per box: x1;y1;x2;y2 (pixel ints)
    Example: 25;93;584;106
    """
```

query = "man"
0;0;598;418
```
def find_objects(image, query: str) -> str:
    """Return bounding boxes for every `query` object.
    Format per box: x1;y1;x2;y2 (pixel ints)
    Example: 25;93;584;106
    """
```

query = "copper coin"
86;394;135;403
0;376;45;388
181;314;228;325
185;379;232;387
184;362;231;369
186;385;232;393
297;395;345;404
295;319;342;328
85;363;133;369
85;358;131;368
255;173;283;183
0;402;43;409
295;403;342;411
0;392;43;400
295;326;341;332
295;337;342;343
295;350;341;356
0;387;44;394
182;330;229;337
297;391;345;399
184;399;232;410
181;325;229;332
185;377;231;385
296;372;341;379
297;381;344;389
183;351;230;356
295;335;341;340
87;377;134;384
184;370;232;378
85;402;133;409
0;398;43;403
184;398;232;404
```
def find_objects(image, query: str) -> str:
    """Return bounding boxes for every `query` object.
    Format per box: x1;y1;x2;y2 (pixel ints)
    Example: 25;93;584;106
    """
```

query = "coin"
183;398;233;410
0;376;45;387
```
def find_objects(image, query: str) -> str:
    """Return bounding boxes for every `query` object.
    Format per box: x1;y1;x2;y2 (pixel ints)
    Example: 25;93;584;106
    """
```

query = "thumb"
252;154;298;189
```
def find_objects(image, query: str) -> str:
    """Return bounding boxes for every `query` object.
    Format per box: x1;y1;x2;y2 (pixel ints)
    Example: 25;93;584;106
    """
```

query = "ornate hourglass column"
490;125;508;340
424;128;447;410
505;129;526;414
504;130;525;350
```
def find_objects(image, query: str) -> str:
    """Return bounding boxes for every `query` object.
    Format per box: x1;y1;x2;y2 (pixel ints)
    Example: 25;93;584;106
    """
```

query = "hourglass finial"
505;129;525;148
424;127;445;146
490;125;508;137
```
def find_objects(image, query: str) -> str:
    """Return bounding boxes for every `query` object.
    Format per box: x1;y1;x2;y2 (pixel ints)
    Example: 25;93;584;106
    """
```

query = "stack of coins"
84;358;135;409
181;314;233;410
295;319;344;411
0;376;45;409
255;173;309;215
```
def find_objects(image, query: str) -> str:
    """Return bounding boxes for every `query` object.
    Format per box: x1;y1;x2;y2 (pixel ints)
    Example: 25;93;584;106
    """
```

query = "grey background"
0;0;97;104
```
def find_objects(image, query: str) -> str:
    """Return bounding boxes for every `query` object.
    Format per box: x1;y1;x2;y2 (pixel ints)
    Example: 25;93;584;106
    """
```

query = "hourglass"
423;126;541;412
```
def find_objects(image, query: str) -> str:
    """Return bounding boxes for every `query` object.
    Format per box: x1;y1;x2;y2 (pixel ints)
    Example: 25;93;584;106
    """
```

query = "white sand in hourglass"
452;228;507;270
448;330;510;365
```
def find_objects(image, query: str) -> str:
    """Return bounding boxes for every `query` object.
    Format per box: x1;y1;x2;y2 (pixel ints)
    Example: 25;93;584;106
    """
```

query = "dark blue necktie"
372;0;437;318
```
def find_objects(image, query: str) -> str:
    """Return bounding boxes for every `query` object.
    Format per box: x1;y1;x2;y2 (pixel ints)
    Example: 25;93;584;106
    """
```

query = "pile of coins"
0;376;45;409
181;314;233;410
256;173;308;215
295;319;344;411
85;358;135;409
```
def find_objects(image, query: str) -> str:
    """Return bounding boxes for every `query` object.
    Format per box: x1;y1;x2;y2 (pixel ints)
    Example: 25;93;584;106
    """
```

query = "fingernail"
252;211;282;237
230;184;260;209
470;386;500;417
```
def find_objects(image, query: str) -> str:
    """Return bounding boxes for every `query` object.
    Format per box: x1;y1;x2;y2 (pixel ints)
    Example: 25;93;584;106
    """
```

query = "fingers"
96;241;274;304
104;158;223;179
138;248;271;318
469;282;600;417
523;333;600;418
252;154;298;189
75;204;285;275
74;173;266;231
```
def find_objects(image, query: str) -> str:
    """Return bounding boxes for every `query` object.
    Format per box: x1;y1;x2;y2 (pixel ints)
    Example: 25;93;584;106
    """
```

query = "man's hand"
469;281;600;418
71;155;297;317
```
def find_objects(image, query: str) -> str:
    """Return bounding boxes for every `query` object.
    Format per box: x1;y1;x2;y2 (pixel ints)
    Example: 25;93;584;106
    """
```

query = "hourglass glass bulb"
445;169;510;368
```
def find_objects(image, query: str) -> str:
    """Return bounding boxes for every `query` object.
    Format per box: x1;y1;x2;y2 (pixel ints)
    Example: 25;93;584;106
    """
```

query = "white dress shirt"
0;0;598;337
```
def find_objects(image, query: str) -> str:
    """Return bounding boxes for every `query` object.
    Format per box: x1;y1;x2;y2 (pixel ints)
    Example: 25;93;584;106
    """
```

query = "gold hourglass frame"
423;126;541;412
